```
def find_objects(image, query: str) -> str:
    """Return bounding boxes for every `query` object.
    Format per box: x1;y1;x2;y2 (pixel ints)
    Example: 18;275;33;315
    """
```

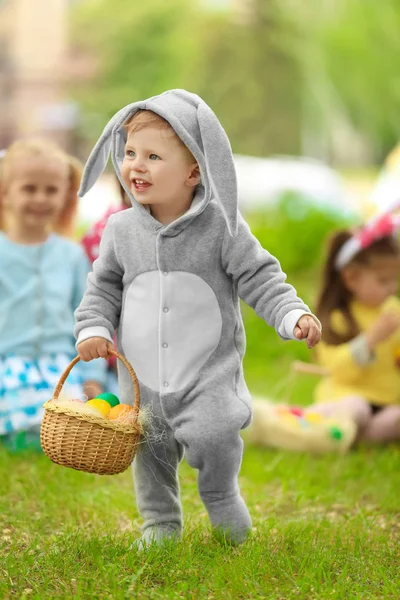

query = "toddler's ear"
187;164;201;188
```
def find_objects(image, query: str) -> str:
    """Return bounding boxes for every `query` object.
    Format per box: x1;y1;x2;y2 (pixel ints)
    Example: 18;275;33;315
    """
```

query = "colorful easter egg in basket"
108;403;137;425
94;392;120;407
85;398;111;417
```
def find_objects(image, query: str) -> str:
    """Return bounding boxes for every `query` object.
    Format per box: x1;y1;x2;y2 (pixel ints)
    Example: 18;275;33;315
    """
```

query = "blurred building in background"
0;0;84;150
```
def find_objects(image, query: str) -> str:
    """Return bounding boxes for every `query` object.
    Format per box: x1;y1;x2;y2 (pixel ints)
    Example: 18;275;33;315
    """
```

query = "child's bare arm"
365;310;400;350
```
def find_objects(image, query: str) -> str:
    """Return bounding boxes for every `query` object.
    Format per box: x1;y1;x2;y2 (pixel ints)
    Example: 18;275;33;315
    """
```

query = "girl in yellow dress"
313;214;400;443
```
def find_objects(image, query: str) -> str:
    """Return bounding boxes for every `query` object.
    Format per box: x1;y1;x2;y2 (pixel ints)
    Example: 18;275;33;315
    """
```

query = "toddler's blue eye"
149;154;160;160
126;150;135;158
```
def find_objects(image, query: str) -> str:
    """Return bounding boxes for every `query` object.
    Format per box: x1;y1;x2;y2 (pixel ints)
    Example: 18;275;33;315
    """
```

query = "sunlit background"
1;0;400;226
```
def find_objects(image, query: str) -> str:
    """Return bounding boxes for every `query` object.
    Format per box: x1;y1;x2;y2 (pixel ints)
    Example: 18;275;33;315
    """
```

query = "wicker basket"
40;349;142;475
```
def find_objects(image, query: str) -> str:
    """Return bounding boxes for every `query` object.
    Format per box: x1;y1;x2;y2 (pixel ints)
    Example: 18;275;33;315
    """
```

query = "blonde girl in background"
313;215;400;443
0;139;106;451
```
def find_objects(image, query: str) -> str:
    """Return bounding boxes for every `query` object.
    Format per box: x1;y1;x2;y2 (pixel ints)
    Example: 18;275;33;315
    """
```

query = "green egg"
329;426;343;441
95;392;120;407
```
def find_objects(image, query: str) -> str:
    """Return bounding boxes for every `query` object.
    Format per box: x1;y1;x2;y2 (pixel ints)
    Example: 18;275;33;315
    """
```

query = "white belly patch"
121;271;223;393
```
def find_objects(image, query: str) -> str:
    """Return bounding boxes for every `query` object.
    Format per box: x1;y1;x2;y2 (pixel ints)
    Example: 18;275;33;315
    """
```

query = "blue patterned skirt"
0;353;85;435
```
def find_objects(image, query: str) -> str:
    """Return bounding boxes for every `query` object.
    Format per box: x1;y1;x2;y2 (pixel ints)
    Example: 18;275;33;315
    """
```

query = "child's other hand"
294;315;321;349
83;380;103;399
365;310;400;349
77;337;113;361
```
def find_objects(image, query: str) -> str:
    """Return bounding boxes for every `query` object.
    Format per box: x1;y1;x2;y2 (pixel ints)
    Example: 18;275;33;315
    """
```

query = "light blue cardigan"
0;232;106;385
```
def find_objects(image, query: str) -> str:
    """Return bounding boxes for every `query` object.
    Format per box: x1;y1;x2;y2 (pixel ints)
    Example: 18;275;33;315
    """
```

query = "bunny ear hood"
78;89;238;237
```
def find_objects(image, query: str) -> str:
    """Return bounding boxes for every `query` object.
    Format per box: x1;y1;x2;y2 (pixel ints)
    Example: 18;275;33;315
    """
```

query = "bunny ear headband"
335;199;400;270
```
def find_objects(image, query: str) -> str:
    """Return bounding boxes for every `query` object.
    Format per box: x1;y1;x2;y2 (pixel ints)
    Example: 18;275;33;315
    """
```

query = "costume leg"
361;406;400;443
132;390;184;543
172;392;252;545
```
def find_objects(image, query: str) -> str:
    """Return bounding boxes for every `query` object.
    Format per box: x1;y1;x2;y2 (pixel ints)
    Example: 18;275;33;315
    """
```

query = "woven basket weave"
40;349;142;475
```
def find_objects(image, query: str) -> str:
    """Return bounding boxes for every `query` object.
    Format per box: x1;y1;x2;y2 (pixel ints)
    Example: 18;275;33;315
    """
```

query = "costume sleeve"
72;246;108;386
74;214;123;346
221;212;320;340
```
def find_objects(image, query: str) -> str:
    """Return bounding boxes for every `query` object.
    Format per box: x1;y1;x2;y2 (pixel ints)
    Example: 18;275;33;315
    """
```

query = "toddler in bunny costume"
75;90;321;548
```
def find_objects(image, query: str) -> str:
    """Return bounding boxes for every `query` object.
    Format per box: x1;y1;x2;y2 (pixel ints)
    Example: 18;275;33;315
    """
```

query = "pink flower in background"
82;205;125;264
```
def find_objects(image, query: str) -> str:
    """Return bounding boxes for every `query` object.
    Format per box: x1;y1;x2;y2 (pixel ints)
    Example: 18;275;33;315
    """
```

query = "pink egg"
289;407;304;417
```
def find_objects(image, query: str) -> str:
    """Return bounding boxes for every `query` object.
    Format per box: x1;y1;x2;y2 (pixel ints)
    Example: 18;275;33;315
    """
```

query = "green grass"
1;442;400;599
2;280;399;599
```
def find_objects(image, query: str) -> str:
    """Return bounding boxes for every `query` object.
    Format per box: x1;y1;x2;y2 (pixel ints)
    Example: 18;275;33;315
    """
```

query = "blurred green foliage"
194;4;302;156
71;0;201;140
246;193;354;275
71;0;400;162
70;0;302;156
278;0;400;159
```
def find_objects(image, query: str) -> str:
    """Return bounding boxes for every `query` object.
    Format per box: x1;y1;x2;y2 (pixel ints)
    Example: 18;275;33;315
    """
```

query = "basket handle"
52;348;141;417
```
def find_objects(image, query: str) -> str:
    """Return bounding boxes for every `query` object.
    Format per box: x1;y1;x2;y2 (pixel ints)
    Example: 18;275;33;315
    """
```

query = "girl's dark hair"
315;229;400;345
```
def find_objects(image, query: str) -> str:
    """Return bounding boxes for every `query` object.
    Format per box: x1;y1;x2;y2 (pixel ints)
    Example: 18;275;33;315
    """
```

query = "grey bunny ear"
78;133;112;197
78;105;138;198
197;102;238;236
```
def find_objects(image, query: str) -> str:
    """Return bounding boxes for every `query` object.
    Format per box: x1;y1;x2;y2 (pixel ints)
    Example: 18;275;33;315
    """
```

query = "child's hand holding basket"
40;349;142;475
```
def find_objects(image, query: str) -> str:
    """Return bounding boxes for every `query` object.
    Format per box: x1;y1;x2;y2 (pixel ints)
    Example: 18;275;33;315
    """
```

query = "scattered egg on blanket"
304;412;323;424
94;392;120;407
108;404;136;424
289;407;303;417
329;426;343;441
85;399;111;417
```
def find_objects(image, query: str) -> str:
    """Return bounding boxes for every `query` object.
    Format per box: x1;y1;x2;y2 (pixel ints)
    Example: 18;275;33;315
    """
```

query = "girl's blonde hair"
315;229;400;345
0;138;82;237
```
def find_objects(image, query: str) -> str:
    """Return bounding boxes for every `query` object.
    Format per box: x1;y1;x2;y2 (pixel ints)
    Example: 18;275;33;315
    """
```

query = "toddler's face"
344;256;400;307
121;126;199;220
3;157;69;234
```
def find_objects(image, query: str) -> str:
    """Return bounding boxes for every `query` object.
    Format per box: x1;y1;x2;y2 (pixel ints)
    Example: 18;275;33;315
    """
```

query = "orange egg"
108;403;137;424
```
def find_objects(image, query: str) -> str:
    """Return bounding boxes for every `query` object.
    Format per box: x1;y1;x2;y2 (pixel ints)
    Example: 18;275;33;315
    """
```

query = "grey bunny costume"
75;90;318;544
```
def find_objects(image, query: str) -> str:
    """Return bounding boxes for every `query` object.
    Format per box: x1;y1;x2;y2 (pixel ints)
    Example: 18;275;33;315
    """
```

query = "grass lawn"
1;442;400;599
2;291;399;599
